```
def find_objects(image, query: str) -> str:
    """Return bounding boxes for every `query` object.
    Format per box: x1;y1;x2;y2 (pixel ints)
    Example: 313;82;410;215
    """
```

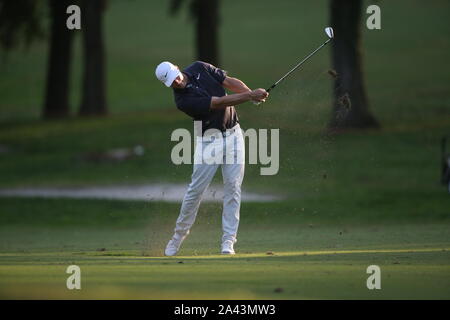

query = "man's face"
171;73;184;89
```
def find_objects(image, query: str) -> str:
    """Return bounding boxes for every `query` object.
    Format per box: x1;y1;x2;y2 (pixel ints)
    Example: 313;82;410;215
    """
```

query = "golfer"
155;61;268;255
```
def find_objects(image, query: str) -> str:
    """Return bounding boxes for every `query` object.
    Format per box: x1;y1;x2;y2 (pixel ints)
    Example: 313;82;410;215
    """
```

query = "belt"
202;124;240;139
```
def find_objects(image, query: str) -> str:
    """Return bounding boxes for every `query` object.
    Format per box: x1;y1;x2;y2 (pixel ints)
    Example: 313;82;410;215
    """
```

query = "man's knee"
224;179;242;193
184;180;209;201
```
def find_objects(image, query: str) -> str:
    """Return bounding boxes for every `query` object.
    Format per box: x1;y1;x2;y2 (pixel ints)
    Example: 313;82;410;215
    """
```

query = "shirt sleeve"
201;61;227;84
175;95;212;118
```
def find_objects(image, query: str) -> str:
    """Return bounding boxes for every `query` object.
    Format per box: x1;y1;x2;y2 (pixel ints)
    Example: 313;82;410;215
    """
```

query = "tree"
0;0;43;51
43;0;75;119
328;0;379;130
0;0;71;120
169;0;221;67
79;0;107;116
0;0;108;119
0;1;62;119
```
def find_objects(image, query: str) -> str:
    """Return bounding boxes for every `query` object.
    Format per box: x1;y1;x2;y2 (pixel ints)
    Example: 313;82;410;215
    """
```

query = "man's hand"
250;88;269;103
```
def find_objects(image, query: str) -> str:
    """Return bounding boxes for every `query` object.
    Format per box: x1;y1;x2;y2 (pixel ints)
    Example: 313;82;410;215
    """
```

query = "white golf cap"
155;61;181;87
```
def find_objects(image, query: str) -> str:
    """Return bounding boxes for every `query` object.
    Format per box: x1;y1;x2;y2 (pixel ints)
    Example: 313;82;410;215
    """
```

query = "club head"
325;27;334;39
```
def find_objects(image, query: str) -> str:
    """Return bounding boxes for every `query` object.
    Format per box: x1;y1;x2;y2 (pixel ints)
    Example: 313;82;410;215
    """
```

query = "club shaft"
267;38;331;92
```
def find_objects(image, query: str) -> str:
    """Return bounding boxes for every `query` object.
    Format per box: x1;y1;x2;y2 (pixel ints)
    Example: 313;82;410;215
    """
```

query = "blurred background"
0;0;449;299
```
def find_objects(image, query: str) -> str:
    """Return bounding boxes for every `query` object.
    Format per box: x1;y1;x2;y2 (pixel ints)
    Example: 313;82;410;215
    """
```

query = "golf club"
253;27;334;105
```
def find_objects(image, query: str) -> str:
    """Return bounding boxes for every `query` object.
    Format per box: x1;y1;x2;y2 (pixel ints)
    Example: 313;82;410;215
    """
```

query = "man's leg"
176;163;219;234
221;128;245;253
165;162;219;256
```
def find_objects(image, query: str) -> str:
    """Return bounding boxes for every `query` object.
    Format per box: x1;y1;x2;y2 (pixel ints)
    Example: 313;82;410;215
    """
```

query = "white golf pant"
173;124;245;244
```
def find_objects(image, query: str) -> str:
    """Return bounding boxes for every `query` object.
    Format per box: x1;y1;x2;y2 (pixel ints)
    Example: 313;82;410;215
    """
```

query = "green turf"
0;223;449;299
0;199;449;299
1;249;449;299
0;0;449;299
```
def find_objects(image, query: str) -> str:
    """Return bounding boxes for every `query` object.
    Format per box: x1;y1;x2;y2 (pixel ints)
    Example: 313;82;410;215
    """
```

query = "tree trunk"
79;0;107;116
328;0;379;130
43;0;74;119
194;0;220;66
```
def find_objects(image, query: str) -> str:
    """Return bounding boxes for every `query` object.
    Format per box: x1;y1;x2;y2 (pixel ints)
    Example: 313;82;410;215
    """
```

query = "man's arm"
210;76;268;110
222;76;251;93
211;88;268;110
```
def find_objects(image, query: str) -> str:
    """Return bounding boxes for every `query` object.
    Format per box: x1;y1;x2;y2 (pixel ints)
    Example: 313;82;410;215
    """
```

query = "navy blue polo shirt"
173;61;238;133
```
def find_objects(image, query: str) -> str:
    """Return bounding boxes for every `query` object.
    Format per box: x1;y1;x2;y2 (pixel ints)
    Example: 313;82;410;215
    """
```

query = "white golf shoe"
164;231;189;256
221;240;236;255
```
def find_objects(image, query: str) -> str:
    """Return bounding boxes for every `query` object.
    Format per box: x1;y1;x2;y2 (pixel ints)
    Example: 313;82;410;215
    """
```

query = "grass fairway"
0;199;449;299
0;227;449;299
1;247;449;300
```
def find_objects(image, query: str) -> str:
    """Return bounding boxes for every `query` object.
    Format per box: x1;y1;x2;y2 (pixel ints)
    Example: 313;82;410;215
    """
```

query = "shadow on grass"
77;247;450;264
